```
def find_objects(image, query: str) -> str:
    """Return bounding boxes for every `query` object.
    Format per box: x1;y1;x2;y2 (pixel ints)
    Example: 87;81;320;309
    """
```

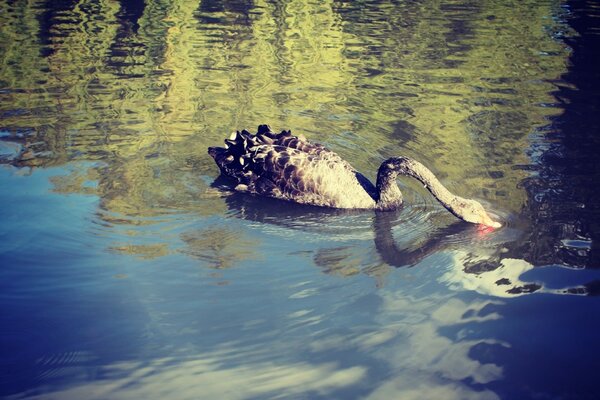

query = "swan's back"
208;125;377;208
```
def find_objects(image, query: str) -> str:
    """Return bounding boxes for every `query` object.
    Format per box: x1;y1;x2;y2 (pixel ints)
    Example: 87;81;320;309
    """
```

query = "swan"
208;124;501;228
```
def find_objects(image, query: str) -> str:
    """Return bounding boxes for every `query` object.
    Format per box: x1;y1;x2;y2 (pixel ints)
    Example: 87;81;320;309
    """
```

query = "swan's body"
208;125;501;228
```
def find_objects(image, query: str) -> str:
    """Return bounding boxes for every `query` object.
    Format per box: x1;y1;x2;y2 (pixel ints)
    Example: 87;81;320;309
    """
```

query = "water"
1;0;600;399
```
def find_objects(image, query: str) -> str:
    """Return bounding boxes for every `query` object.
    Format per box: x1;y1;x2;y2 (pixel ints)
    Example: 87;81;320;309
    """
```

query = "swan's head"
455;199;502;228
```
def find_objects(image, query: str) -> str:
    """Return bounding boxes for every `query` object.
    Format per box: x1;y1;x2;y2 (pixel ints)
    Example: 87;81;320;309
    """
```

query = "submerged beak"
481;213;502;229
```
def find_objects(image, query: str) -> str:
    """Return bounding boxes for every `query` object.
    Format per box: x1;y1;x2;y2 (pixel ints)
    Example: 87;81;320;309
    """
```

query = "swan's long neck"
375;162;404;211
375;157;463;215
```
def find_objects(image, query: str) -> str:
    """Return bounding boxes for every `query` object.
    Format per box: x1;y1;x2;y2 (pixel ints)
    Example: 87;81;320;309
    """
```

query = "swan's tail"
208;124;292;182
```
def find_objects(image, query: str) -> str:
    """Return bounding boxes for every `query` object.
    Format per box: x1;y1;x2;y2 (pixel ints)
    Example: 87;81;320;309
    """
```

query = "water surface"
1;0;600;399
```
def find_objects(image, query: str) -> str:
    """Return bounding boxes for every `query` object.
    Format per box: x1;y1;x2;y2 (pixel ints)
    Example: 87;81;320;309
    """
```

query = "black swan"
208;124;501;228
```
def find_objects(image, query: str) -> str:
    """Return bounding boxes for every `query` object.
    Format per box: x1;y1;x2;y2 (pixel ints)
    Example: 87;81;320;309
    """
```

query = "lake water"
1;0;600;399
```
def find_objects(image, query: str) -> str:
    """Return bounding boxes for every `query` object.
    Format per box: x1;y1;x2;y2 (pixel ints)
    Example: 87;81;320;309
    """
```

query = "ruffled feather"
208;125;377;208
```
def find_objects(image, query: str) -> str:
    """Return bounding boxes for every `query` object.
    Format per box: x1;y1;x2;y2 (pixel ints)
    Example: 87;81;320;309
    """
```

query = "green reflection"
180;225;258;269
0;0;570;243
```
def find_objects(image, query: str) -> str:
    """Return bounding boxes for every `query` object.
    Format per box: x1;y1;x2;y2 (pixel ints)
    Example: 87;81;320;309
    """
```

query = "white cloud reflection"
362;293;505;400
365;373;500;400
441;254;535;297
12;290;506;400
14;354;366;400
304;287;506;399
12;254;520;400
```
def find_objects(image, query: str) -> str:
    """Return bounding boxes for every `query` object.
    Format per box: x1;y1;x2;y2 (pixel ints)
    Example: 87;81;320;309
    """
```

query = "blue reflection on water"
2;163;600;399
2;0;600;399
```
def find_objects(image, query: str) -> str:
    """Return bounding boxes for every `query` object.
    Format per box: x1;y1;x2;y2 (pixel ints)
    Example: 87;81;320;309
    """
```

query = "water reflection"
0;0;564;287
215;182;600;295
0;0;566;201
310;292;506;399
2;0;600;399
180;225;258;269
510;0;600;270
5;252;506;400
219;187;545;295
373;212;472;267
10;344;367;400
0;0;587;294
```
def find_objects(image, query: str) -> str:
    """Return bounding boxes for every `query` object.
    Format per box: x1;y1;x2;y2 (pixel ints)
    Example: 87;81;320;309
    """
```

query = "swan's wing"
208;125;377;208
209;125;353;182
255;124;351;167
243;145;375;208
243;145;323;198
260;130;376;199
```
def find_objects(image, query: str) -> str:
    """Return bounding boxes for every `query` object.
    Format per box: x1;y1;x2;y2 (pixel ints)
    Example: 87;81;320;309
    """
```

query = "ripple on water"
212;178;511;269
0;323;61;388
35;351;93;381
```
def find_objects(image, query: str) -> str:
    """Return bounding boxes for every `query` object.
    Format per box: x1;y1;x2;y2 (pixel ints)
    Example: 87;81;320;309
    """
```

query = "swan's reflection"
214;184;600;296
219;184;497;268
373;210;472;268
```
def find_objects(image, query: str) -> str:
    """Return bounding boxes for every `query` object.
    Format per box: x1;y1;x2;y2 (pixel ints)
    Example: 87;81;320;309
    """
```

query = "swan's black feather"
207;125;502;227
208;125;378;208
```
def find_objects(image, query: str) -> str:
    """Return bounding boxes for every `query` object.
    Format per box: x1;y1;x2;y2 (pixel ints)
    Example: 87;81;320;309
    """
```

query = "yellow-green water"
2;1;600;399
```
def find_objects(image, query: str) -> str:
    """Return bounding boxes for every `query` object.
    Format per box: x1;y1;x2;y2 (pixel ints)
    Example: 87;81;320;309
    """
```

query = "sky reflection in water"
1;0;600;399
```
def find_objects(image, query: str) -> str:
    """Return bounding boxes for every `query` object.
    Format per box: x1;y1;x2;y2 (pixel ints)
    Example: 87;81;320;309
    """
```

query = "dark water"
1;0;600;399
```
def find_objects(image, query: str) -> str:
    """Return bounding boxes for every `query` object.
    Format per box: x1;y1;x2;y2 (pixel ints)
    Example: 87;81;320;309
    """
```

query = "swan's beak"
482;214;502;229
